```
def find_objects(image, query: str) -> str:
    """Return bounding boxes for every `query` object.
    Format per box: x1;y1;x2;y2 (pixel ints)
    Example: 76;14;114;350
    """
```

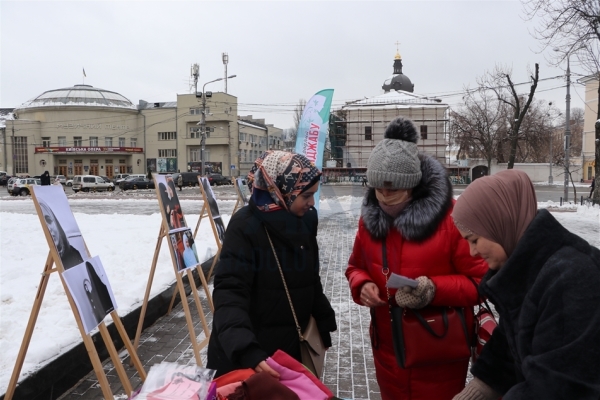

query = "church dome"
17;84;136;110
382;53;414;93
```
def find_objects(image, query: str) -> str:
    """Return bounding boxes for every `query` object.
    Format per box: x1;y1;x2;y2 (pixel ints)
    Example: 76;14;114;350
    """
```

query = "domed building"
2;82;283;179
382;51;414;93
328;50;451;177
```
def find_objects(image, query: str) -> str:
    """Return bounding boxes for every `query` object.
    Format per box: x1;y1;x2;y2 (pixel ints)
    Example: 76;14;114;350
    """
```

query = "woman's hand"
360;282;387;307
255;360;280;379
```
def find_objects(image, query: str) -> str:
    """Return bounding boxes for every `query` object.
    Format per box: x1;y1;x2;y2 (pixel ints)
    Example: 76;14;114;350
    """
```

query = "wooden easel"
5;187;146;400
132;175;213;367
193;177;224;281
232;177;249;215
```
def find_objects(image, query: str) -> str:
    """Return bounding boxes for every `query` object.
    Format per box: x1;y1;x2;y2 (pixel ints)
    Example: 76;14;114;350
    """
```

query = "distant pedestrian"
361;176;367;186
147;169;153;180
177;173;183;191
590;177;595;198
40;171;51;186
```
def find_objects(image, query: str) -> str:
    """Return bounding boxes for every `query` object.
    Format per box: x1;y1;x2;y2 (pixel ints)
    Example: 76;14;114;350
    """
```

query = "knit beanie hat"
367;117;422;189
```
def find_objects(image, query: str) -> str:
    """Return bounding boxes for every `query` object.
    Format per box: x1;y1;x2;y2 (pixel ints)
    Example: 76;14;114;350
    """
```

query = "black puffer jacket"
206;200;337;377
473;209;600;399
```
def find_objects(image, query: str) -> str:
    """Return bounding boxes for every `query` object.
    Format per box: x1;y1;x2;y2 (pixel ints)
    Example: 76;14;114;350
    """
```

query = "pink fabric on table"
265;356;329;400
215;381;241;398
270;350;334;398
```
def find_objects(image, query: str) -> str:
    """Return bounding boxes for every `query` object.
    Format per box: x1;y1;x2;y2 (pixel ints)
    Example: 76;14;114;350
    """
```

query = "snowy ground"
0;192;598;395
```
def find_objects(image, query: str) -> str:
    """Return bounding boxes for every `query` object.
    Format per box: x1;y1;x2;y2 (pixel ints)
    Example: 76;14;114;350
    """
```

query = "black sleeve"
211;212;268;369
307;211;337;347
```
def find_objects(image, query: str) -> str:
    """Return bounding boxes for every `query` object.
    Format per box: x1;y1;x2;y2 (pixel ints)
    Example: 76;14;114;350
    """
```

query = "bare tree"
450;88;507;172
521;0;600;200
292;99;306;139
479;63;540;169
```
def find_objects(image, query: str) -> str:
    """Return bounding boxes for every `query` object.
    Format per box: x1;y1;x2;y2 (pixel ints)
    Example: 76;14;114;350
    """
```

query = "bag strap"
467;277;496;317
265;227;304;342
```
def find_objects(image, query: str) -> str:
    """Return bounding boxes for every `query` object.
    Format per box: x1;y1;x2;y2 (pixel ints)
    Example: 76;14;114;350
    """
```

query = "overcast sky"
1;1;588;129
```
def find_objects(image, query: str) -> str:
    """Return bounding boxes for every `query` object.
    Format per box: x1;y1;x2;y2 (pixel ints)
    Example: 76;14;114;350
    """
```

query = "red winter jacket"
346;156;488;400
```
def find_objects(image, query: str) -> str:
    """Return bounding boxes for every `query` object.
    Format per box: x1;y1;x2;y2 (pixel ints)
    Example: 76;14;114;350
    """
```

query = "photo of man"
34;186;87;269
236;177;249;205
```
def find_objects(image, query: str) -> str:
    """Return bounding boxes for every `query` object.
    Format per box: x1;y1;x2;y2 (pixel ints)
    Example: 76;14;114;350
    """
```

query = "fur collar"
361;154;453;242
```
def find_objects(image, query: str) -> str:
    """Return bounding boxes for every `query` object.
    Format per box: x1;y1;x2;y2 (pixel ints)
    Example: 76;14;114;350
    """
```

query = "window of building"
90;159;98;164
420;125;428;140
90;136;98;147
365;126;372;141
158;131;176;141
243;149;247;162
74;136;83;146
190;127;201;139
119;159;126;164
105;159;113;164
13;136;28;174
105;137;113;147
59;159;67;164
58;136;67;146
42;137;51;147
190;148;200;162
239;132;246;142
130;137;137;147
158;149;177;158
118;137;125;147
74;159;83;164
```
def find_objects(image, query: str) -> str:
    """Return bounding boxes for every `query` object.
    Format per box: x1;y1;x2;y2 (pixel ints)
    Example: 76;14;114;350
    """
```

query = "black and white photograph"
235;177;249;205
155;174;186;231
33;185;88;270
62;256;117;334
200;176;226;243
168;228;199;272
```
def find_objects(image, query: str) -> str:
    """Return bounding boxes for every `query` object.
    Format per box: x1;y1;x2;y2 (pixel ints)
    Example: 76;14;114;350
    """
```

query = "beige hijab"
452;170;537;257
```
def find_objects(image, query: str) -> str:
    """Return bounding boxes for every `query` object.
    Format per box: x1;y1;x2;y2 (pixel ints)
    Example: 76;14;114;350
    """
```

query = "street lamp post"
563;55;571;202
199;75;236;176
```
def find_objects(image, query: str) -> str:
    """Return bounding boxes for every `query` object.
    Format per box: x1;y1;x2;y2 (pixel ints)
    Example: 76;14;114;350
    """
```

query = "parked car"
72;175;115;193
6;177;20;194
10;178;41;196
0;171;9;186
53;175;67;185
207;173;232;186
168;172;202;187
99;176;112;183
119;177;155;191
113;173;130;184
66;178;74;187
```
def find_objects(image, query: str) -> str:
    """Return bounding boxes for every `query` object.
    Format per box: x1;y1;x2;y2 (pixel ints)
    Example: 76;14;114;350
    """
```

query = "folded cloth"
266;354;330;400
270;350;334;398
227;372;299;400
214;369;254;398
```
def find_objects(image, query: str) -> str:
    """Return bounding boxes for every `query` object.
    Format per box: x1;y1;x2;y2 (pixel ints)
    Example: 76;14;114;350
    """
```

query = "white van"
72;175;115;193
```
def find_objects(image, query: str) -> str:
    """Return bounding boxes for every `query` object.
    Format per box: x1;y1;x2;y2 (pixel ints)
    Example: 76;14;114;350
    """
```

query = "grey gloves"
452;378;501;400
394;276;435;309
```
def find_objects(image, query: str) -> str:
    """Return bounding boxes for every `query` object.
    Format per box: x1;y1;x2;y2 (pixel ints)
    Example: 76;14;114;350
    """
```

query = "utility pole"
563;55;571;202
222;53;229;94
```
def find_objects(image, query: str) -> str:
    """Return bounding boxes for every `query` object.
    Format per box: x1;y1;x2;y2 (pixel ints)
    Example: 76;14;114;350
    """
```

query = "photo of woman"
34;186;87;270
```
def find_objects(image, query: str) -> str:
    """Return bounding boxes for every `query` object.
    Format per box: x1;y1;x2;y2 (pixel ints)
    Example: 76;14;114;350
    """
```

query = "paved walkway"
58;206;382;400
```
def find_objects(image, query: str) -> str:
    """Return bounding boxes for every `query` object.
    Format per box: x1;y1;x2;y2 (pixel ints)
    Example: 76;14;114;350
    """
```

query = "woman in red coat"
346;117;487;400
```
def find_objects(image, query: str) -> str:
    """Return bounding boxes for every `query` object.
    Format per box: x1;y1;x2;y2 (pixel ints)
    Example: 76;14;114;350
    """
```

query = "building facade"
331;52;448;172
581;75;599;181
2;84;283;178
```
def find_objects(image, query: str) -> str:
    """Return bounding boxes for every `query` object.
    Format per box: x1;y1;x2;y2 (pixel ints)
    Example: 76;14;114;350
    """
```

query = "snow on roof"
17;84;136;111
343;90;447;111
0;109;15;129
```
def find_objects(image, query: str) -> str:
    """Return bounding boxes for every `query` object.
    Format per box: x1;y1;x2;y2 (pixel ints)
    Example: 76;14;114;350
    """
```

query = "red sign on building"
35;147;144;154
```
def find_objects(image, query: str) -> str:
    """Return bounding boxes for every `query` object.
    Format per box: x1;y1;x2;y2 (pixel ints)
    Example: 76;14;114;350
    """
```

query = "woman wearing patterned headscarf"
452;169;600;400
207;150;337;378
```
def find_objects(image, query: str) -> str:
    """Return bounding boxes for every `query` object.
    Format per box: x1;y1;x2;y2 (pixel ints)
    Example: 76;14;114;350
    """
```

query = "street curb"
1;258;214;400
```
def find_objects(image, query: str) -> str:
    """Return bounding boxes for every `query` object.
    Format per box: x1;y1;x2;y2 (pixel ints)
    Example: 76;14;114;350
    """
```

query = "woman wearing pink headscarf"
452;169;600;400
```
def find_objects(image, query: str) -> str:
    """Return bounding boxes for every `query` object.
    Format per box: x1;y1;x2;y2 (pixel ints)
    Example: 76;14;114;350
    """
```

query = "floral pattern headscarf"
247;150;321;212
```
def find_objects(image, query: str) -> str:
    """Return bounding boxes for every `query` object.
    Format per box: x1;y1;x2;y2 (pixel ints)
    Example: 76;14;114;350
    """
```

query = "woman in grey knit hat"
345;117;487;400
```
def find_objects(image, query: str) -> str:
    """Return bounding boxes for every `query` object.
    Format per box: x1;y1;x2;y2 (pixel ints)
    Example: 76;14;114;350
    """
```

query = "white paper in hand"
386;273;418;289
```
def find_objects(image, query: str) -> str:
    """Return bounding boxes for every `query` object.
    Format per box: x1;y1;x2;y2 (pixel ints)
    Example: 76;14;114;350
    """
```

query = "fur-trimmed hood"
361;154;453;241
